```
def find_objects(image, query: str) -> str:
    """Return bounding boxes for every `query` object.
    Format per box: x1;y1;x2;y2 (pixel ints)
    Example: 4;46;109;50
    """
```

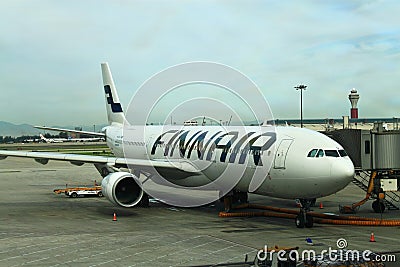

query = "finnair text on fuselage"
109;126;277;167
150;127;276;166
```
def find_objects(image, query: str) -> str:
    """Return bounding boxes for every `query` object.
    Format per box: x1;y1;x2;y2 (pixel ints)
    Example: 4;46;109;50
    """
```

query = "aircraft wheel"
305;215;314;228
372;200;385;213
214;199;225;212
224;196;233;212
295;214;305;228
238;192;248;203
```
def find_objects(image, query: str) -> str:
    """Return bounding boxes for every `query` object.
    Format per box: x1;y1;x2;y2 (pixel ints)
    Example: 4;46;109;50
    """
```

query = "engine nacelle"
101;172;144;208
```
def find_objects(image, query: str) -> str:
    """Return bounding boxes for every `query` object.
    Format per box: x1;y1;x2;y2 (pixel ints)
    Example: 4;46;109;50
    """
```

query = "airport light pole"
294;84;307;128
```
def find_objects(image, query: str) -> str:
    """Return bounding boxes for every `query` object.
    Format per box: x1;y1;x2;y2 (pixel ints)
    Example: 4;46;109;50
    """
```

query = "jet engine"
101;172;144;208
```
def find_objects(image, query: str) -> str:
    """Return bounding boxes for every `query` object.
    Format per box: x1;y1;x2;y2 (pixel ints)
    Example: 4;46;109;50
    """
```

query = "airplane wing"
0;150;200;174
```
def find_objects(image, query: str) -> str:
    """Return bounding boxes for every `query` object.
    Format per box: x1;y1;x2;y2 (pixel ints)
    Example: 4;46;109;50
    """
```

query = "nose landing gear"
295;199;314;228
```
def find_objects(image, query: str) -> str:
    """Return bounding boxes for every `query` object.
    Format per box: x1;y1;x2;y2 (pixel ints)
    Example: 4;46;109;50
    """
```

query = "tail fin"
101;63;127;125
39;134;50;143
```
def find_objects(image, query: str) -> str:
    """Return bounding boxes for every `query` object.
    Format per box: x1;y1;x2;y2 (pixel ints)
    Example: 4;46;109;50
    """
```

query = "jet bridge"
323;122;400;213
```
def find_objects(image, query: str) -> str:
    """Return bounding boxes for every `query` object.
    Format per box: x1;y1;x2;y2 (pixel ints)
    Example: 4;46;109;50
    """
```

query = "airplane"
39;133;66;143
39;132;104;143
0;63;355;228
22;138;40;143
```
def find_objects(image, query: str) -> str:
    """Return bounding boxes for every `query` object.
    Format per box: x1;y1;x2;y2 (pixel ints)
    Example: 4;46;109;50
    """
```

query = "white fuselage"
104;124;354;200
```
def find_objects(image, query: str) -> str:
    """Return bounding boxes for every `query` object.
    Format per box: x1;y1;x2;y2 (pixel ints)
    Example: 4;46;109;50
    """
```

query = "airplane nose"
331;159;355;185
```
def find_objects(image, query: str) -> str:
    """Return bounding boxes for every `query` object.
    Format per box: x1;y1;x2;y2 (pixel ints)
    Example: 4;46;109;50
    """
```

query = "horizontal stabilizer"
34;126;105;137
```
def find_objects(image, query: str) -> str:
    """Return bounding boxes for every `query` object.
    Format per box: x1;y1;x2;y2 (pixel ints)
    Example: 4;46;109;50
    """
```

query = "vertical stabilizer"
101;63;127;125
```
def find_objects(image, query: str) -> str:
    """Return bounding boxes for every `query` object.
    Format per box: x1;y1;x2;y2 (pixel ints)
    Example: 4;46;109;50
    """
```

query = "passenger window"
325;150;339;157
316;149;324;157
338;150;348;157
307;149;318;157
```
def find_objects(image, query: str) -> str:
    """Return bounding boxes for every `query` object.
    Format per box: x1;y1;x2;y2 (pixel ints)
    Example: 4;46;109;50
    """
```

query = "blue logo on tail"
104;85;123;112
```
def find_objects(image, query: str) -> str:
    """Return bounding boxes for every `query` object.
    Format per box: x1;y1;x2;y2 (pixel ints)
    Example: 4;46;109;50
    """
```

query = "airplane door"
274;139;293;169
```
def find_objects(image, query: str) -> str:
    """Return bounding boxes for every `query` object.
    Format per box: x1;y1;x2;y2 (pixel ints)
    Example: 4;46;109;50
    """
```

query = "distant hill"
0;121;40;137
0;121;107;137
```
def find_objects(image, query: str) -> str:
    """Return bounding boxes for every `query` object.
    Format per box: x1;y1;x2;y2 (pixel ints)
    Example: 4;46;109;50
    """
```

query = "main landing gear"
295;199;314;228
217;190;249;212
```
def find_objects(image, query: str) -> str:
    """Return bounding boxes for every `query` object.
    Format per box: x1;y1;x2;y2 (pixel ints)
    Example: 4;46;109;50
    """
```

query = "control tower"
348;88;360;119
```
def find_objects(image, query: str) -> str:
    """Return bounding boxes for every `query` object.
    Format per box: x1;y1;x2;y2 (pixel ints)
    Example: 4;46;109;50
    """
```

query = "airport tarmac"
0;157;399;266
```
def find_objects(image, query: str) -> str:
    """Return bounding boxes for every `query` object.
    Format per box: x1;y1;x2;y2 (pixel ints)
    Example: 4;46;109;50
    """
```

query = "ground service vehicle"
54;186;103;198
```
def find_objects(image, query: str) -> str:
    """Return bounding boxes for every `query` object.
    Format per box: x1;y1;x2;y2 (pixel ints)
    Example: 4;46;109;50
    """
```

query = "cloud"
1;1;399;125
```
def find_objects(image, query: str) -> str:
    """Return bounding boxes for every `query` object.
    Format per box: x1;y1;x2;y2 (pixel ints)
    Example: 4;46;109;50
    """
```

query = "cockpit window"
307;149;318;157
325;150;340;157
309;148;348;158
316;149;324;157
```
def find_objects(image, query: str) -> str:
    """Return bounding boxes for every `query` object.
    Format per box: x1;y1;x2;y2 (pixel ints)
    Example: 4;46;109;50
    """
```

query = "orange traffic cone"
369;232;376;242
113;213;117;221
319;202;324;209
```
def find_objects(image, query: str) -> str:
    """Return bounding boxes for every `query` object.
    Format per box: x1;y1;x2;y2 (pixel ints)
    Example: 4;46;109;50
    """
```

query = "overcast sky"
1;0;399;126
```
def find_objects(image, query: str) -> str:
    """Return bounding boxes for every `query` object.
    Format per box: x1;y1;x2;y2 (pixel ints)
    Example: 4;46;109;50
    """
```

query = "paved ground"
0;157;399;266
